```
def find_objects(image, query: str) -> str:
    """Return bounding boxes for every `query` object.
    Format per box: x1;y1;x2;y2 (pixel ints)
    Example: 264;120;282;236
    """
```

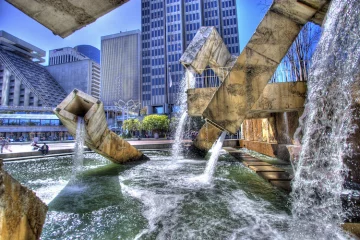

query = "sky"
0;0;269;65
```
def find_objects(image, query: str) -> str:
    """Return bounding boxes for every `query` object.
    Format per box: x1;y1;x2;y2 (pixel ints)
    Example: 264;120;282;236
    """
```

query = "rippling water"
5;151;293;239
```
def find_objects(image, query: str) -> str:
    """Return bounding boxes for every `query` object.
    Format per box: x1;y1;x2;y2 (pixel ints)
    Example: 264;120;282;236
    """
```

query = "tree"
142;115;170;134
122;119;142;137
270;22;322;83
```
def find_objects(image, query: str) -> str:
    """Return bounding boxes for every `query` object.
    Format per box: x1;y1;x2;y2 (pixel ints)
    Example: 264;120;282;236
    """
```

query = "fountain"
290;0;360;238
172;69;196;158
72;117;85;174
3;0;360;239
200;131;227;184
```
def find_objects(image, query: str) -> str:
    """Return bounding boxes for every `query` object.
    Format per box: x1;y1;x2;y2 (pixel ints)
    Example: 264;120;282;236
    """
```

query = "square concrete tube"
257;171;292;181
249;165;285;172
242;161;272;167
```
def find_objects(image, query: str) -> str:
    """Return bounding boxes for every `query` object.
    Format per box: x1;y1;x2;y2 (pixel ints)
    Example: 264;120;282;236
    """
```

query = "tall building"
47;46;101;99
141;0;239;114
101;30;141;106
0;30;69;141
74;45;101;64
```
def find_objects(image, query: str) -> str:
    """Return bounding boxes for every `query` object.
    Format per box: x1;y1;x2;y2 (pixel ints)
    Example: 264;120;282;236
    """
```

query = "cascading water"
199;131;227;184
172;112;188;158
290;0;360;239
72;117;85;174
171;69;196;158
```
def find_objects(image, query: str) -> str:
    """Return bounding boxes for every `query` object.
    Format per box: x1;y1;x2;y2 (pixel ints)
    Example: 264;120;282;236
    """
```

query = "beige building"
100;30;141;106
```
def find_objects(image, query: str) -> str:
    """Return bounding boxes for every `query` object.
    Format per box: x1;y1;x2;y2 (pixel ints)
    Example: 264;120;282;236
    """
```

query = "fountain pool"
3;151;301;239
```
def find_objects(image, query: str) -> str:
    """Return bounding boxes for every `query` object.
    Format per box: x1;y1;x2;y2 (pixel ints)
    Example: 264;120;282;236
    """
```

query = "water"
73;117;86;174
172;112;188;158
199;131;227;184
4;151;291;239
172;69;196;158
290;0;360;239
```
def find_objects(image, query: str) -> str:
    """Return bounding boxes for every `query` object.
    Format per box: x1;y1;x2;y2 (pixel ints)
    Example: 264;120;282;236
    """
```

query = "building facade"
46;59;101;99
0;30;68;141
141;0;239;114
74;45;101;64
101;30;141;106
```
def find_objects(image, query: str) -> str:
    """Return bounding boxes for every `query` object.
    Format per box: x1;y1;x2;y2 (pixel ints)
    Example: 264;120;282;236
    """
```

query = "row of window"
204;19;219;27
167;24;181;33
152;78;165;86
185;3;199;12
204;9;218;18
142;85;151;91
151;19;164;28
167;33;181;42
185;12;200;21
143;76;151;83
151;11;163;19
151;48;164;56
0;119;62;126
151;38;164;47
152;88;165;96
152;58;165;66
222;9;236;17
167;5;180;13
168;43;182;53
204;1;218;9
151;29;164;38
167;0;180;3
168;53;182;63
152;68;165;76
223;27;238;35
222;0;236;8
167;14;180;23
223;36;239;45
150;2;163;10
169;63;183;72
185;22;201;32
223;17;237;26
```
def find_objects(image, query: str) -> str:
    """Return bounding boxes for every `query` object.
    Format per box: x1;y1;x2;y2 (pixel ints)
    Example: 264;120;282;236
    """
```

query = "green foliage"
122;119;142;137
142;114;170;132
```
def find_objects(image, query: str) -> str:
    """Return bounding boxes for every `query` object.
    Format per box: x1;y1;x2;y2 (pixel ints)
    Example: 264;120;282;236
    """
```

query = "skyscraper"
47;46;101;99
141;0;239;114
101;30;141;106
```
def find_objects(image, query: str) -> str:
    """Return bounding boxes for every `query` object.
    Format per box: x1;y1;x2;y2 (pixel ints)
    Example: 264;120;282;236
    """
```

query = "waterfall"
290;0;360;238
201;131;227;184
73;117;85;174
171;69;196;159
172;112;188;158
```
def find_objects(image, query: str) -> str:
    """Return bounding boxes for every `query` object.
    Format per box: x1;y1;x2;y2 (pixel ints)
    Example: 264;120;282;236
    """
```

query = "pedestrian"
0;137;5;153
40;143;49;155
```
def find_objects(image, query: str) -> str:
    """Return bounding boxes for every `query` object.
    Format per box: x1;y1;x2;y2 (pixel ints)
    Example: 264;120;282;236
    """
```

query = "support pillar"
13;77;21;106
24;88;30;106
33;95;38;107
1;68;11;106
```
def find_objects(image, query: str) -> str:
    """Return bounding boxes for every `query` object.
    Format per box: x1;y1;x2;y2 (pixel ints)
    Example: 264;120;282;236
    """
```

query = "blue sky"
0;0;268;65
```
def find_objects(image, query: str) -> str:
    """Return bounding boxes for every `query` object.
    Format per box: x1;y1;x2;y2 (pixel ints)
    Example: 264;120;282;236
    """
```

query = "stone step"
269;180;292;193
248;165;285;172
242;161;272;167
257;171;292;181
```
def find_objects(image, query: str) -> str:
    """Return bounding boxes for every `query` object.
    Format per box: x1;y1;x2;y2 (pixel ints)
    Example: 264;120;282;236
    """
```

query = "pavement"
0;139;193;161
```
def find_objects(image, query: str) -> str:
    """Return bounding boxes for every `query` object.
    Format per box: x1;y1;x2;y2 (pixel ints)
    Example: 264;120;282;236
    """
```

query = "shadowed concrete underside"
54;89;147;163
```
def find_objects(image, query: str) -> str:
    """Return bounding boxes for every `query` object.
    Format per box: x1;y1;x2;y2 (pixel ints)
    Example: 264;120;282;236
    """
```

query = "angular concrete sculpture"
180;0;330;134
6;0;130;38
0;160;48;240
54;89;148;163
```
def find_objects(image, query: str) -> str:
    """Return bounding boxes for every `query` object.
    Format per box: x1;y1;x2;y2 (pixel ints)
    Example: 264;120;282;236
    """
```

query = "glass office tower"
141;0;239;114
